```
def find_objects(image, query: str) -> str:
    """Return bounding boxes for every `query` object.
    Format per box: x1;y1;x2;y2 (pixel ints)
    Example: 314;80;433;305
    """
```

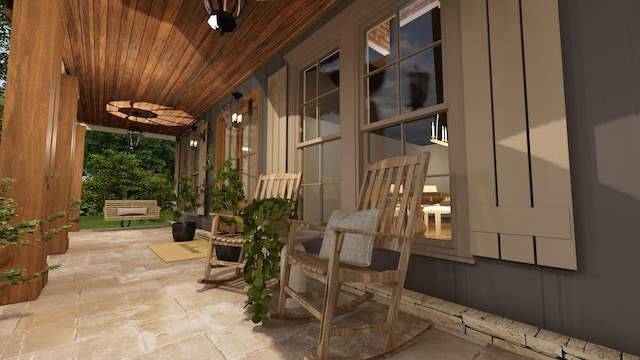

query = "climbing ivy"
0;178;66;291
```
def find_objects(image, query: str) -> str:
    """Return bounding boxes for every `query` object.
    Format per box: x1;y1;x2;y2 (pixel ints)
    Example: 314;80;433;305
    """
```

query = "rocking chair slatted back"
360;156;425;252
254;172;302;201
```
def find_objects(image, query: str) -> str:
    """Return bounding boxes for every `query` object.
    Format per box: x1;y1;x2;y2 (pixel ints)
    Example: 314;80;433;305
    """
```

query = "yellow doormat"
148;239;210;263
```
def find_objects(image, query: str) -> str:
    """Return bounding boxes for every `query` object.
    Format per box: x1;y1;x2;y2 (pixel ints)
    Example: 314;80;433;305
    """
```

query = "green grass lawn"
79;210;175;230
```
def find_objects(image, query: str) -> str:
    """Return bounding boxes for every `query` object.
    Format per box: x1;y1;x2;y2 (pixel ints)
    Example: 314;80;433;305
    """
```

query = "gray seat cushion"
116;207;148;216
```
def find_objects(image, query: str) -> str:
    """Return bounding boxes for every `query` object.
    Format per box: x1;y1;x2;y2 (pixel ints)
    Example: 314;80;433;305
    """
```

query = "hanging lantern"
189;126;205;151
221;91;252;130
127;127;144;150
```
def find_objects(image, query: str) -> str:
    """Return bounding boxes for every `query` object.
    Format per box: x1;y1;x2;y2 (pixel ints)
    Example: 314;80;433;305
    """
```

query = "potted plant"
240;197;298;326
208;156;246;259
171;171;203;242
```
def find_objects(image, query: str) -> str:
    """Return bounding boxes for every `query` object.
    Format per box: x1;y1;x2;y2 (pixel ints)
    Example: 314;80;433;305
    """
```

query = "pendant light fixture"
127;126;144;150
220;91;252;130
204;0;242;35
189;125;205;151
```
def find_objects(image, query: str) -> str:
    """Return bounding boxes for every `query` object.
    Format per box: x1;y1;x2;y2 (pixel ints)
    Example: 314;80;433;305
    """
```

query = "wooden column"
69;124;87;232
47;75;79;254
0;1;63;304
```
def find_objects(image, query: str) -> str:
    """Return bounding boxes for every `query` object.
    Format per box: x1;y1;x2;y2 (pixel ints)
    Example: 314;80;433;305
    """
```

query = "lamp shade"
208;10;237;33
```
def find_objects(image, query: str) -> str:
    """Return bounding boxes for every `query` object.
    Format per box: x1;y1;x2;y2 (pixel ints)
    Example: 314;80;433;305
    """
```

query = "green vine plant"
44;172;61;188
68;197;82;225
239;197;298;326
1;178;67;291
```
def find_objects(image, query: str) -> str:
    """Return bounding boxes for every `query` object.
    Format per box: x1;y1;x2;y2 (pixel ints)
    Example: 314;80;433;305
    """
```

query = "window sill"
412;237;476;264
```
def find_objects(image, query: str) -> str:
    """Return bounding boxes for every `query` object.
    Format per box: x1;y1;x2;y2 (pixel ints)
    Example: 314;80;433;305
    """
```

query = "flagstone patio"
0;227;528;359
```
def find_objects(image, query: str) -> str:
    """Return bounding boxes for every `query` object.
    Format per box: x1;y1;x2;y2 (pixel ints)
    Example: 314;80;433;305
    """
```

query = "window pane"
302;102;317;141
367;16;397;72
322;183;341;222
303;144;320;184
242;118;257;155
225;128;237;158
368;66;398;123
400;48;442;114
318;91;340;137
399;0;441;57
304;65;317;102
322;139;342;221
191;151;199;174
321;139;341;184
318;52;340;96
404;117;431;149
405;116;449;191
405;115;451;240
302;184;322;223
368;125;402;162
241;155;256;200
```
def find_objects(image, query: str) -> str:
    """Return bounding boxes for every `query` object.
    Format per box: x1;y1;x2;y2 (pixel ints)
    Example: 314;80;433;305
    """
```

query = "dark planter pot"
172;222;196;242
215;244;242;262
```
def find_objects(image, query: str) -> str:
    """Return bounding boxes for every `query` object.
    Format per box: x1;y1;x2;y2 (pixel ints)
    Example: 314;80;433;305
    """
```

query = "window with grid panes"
365;0;452;242
298;51;341;223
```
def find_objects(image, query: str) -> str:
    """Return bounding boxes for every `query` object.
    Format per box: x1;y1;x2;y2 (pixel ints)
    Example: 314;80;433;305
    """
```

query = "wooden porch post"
0;1;64;304
47;75;79;254
69;124;86;232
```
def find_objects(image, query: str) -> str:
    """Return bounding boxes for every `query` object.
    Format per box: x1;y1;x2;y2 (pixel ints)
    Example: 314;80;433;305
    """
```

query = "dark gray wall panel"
401;0;640;355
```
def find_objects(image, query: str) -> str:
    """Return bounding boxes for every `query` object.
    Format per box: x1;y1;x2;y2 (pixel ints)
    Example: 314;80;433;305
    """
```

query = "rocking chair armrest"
290;218;327;231
328;226;411;242
209;212;243;235
284;219;327;249
209;212;237;219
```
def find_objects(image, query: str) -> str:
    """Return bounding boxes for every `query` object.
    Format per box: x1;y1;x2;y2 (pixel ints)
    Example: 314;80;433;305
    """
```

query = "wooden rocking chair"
273;153;432;359
198;172;302;284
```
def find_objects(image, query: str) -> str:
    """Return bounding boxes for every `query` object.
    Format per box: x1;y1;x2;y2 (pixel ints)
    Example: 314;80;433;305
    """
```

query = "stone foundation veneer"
343;283;640;360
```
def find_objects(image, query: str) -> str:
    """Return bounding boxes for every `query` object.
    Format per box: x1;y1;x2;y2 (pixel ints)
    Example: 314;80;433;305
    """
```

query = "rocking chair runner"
274;152;432;359
198;172;302;284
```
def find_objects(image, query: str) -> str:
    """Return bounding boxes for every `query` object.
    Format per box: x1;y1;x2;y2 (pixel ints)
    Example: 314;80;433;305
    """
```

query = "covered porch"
2;0;640;358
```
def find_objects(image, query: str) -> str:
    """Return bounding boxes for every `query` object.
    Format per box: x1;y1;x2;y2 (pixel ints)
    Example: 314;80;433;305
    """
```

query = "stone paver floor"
0;227;529;359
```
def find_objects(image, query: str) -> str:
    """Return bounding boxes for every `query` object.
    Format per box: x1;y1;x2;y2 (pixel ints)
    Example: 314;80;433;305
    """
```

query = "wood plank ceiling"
59;0;341;137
